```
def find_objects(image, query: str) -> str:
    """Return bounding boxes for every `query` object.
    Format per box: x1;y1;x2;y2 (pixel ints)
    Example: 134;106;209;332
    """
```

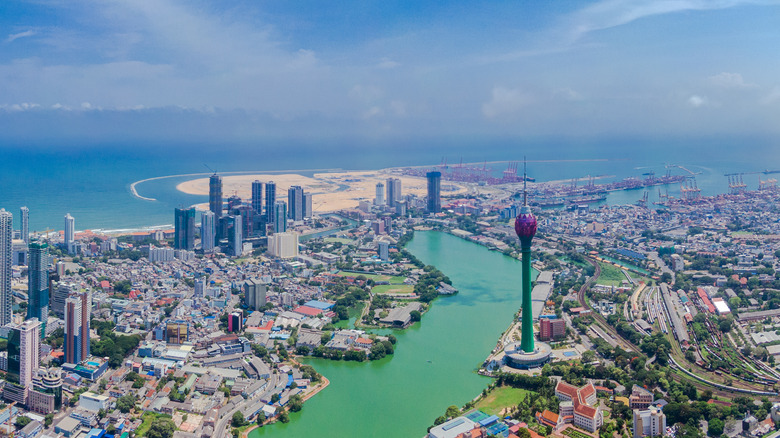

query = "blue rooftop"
304;300;334;310
479;415;499;427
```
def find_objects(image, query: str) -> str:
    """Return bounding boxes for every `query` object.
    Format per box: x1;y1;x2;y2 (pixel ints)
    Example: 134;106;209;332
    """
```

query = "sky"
1;0;780;145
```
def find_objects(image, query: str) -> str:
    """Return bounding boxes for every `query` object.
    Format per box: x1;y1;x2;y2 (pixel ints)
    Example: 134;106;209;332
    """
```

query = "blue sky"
1;0;780;144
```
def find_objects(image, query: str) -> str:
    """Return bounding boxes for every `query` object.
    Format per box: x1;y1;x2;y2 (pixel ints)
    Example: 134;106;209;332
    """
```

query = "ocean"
0;137;777;232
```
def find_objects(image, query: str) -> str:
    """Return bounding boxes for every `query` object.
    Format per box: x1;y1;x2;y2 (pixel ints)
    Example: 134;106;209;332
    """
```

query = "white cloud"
708;72;756;89
567;0;780;40
5;30;35;43
688;95;708;107
761;87;780;104
376;58;400;69
482;87;531;118
553;88;583;101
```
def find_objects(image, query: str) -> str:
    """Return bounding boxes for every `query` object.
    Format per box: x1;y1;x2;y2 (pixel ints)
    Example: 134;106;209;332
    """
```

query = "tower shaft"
521;243;534;353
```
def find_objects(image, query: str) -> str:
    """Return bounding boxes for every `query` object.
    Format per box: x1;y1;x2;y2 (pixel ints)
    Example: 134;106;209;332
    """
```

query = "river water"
250;231;536;438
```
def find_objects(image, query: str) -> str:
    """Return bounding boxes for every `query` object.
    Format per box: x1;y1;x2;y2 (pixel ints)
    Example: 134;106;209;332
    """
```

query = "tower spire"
523;156;527;206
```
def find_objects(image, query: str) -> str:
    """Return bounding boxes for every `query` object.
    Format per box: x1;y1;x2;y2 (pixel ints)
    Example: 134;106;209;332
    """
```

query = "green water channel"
250;231;536;438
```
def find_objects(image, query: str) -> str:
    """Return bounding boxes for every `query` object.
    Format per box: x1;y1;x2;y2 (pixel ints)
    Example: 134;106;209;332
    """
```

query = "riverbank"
241;375;331;437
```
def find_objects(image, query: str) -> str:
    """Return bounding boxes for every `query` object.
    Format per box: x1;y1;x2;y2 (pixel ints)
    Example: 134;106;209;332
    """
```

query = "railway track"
578;257;639;353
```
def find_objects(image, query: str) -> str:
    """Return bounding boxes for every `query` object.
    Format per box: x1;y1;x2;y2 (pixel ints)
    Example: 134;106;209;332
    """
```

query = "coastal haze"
2;2;780;438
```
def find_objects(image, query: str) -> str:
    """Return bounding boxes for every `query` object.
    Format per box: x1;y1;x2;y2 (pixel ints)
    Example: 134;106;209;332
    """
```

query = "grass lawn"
597;262;626;286
474;386;533;416
334;271;406;283
372;284;415;295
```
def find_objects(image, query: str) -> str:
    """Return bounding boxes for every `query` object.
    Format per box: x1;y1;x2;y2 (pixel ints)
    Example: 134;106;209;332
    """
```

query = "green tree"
708;418;724;437
147;417;176;438
44;413;54;428
445;405;460;419
288;395;303;413
271;393;280;404
15;416;31;430
231;411;247;428
116;394;136;413
410;310;422;322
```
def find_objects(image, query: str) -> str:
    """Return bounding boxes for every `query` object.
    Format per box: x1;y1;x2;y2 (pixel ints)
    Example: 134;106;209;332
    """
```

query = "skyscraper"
64;291;90;364
273;201;287;234
228;215;243;257
265;181;277;222
209;174;223;219
303;193;313;218
27;242;49;338
20;207;29;244
0;209;12;326
375;182;385;206
288;186;304;221
426;171;441;213
252;181;263;215
386;178;401;207
7;318;41;387
201;211;215;253
64;213;75;253
174;207;195;250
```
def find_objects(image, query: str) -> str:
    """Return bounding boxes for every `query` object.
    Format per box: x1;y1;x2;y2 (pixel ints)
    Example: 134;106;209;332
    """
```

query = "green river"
251;231;535;438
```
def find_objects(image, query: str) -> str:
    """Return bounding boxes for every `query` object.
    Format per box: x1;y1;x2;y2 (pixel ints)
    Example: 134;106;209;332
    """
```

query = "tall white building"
64;213;75;254
229;215;243;257
267;232;299;259
12;318;41;386
201;211;215;253
633;406;666;438
375;182;385;206
0;209;12;326
194;279;205;297
378;241;390;261
19;207;29;245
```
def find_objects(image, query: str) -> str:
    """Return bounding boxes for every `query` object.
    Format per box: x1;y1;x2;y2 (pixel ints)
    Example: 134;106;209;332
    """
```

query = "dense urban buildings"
426;171;441;213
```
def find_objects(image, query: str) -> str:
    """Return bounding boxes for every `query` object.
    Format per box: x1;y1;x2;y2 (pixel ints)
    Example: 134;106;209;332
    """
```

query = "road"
648;251;674;285
214;372;281;438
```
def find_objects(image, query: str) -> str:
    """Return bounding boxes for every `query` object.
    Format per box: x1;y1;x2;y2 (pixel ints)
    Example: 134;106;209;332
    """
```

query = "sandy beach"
176;170;470;212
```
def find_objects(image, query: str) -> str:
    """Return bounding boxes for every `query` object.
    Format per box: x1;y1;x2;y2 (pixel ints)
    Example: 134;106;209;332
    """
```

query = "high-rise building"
51;282;75;318
633;406;666;438
209;174;223;219
251;181;263;216
378;241;390;261
27;242;49;338
7;319;41;387
267;232;299;259
0;210;11;326
288;186;304;221
174;207;196;250
386;178;402;207
165;322;188;344
375;182;385;206
194;279;205;297
303;193;313;219
201;211;215;253
228;311;243;333
426;172;441;213
227;215;243;257
273;201;287;234
20;207;29;245
64;291;90;364
540;318;566;341
265;181;277;222
64;213;75;254
30;368;62;413
243;278;267;311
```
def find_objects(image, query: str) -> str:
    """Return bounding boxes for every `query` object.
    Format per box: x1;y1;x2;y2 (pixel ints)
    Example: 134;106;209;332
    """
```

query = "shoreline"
241;375;331;437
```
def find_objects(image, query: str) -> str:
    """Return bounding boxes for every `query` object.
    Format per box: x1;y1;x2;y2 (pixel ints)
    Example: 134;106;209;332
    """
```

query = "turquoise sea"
0;138;777;231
